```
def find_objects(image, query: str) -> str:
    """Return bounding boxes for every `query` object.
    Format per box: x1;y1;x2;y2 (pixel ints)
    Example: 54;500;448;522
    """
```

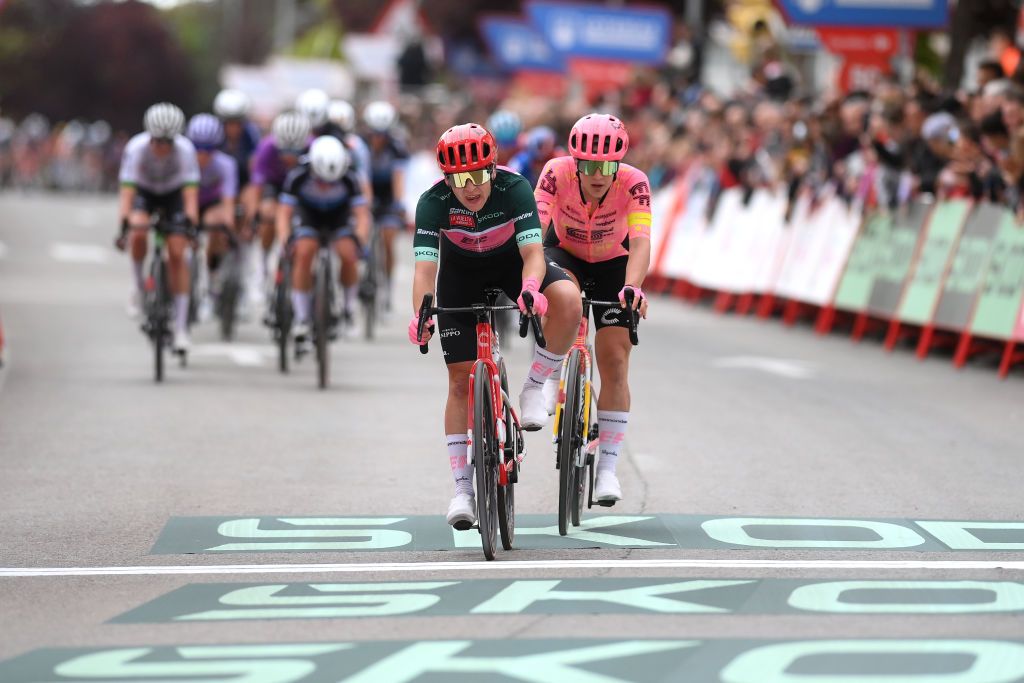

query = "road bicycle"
310;229;340;390
552;284;638;535
358;224;385;340
204;222;243;342
417;288;546;560
264;245;293;374
139;212;194;382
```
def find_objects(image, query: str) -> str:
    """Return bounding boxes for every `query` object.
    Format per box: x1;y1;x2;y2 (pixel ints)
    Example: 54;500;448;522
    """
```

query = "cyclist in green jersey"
410;123;582;529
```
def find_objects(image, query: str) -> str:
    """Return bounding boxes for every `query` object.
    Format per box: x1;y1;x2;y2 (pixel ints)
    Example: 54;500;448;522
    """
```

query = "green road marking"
149;515;1024;554
5;640;1024;682
110;579;1024;624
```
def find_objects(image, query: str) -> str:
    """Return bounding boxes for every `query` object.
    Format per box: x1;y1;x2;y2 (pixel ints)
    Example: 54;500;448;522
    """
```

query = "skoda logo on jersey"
600;308;621;326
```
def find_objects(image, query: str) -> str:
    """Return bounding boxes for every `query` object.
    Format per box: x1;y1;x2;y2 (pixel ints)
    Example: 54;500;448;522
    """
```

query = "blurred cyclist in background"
186;113;238;317
213;89;261;202
116;103;199;353
276;136;370;349
328;99;372;195
509;126;559;188
247;111;312;293
364;100;409;312
487;109;522;166
534;113;653;504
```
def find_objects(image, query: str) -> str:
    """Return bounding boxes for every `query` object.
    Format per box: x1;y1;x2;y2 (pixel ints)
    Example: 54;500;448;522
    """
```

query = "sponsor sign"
932;203;1003;332
525;1;671;65
113;579;1024;623
968;208;1024;340
481;16;564;72
4;639;1024;682
865;200;931;318
149;514;1024;555
776;0;947;28
896;199;970;325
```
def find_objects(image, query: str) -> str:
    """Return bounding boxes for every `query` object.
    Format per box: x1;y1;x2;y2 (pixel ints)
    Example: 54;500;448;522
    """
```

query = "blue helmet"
186;113;224;150
526;126;556;154
487;110;521;146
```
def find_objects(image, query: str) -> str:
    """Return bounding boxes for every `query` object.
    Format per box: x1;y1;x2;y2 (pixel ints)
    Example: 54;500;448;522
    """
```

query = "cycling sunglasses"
447;167;493;189
151;137;175;146
576;159;619;176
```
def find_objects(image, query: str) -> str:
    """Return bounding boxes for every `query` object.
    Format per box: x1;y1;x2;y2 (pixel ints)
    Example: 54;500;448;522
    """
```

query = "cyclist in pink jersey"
534;113;652;504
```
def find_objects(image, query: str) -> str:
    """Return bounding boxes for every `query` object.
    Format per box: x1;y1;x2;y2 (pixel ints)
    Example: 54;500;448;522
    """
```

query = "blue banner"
776;0;947;28
524;1;671;65
481;17;565;72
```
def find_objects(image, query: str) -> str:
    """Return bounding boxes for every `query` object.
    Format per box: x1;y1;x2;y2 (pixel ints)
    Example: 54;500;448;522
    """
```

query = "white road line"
50;241;112;264
3;558;1024;578
712;356;817;379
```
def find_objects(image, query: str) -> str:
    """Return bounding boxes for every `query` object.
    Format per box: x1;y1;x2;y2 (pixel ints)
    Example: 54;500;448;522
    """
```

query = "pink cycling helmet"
568;113;629;161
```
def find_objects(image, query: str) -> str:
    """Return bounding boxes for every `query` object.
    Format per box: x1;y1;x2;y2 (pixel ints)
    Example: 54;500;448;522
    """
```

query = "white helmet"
213;89;250;119
364;100;397;132
296;89;330;128
144;102;185;139
272;112;311;151
309;135;349;182
328;100;356;133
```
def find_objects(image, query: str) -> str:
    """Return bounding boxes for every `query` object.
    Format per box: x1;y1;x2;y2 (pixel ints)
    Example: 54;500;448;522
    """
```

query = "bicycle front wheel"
218;252;240;341
275;258;292;374
497;360;515;550
314;253;330;390
361;229;380;341
473;362;498;561
151;255;169;383
557;349;586;536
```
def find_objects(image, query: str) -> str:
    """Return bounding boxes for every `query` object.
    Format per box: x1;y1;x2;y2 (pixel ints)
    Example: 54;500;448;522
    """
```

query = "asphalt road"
1;193;1023;682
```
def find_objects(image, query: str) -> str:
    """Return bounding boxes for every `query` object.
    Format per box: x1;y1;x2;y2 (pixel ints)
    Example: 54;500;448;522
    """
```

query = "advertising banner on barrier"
832;212;892;313
895;199;971;326
525;1;671;65
932;203;1003;332
968;208;1024;341
481;16;564;72
804;198;861;306
865;201;931;318
658;173;714;283
691;189;744;292
775;0;947;28
745;191;789;294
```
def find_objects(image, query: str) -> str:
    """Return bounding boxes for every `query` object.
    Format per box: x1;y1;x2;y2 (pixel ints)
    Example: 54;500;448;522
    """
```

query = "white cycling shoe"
543;375;559;416
172;329;191;354
594;469;622;504
446;492;476;531
519;384;549;432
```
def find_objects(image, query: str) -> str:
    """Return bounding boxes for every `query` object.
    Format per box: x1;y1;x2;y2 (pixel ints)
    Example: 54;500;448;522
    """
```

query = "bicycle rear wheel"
314;252;330;390
150;256;168;383
218;251;240;341
557;349;586;536
497;360;515;550
473;362;498;560
275;257;292;374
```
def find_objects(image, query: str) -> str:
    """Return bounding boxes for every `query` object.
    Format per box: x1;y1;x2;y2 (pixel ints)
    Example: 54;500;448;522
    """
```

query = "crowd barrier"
647;165;1024;379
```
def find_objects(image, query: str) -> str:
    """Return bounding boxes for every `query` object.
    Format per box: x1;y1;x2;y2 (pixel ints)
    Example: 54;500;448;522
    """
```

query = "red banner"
816;28;900;57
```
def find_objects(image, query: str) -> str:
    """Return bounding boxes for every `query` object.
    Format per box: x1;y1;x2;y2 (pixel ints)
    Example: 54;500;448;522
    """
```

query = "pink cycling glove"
408;313;434;345
618;285;645;309
517;277;548;317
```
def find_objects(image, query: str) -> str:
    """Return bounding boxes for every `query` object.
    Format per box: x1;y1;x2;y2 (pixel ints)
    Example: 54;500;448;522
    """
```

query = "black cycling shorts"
261;183;283;201
544;246;636;331
131;188;189;234
436;244;571;364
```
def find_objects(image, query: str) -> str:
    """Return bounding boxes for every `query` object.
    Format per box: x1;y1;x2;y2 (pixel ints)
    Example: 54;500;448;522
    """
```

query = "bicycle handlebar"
622;289;639;346
517;291;547;349
417;292;547;354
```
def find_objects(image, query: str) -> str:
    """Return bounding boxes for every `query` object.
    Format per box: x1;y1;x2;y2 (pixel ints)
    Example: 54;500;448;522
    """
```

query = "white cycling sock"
447;433;473;496
597;410;628;474
343;285;357;314
173;294;190;334
524;346;565;389
291;290;312;324
131;260;145;294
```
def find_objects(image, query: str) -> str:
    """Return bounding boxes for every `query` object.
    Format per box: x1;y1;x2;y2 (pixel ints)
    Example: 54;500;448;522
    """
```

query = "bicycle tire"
151;256;167;383
218;254;240;341
574;391;597;527
497;360;515;550
473;362;498;560
314;251;330;390
361;230;379;341
275;258;292;374
557;349;586;536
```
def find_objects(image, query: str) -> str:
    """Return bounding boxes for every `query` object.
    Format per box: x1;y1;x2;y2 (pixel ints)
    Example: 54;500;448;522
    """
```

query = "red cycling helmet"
436;123;497;173
568;113;629;161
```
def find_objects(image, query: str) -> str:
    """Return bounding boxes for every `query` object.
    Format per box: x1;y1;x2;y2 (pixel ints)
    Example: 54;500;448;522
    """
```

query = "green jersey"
413;169;543;262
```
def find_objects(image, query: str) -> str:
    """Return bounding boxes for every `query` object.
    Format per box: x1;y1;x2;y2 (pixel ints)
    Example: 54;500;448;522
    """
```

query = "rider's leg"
204;205;231;273
521;279;581;401
290;236;317;326
258;197;277;281
594;326;633;477
166;233;192;335
382;225;397;305
445;360;474;496
334;236;359;317
128;209;150;296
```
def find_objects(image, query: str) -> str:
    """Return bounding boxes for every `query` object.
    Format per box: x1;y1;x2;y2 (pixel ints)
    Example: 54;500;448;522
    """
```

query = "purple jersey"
250;137;294;189
198;150;238;207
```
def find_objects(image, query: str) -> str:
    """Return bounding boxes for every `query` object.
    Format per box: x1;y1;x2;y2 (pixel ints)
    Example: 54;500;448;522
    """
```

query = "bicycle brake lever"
418;293;433;354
